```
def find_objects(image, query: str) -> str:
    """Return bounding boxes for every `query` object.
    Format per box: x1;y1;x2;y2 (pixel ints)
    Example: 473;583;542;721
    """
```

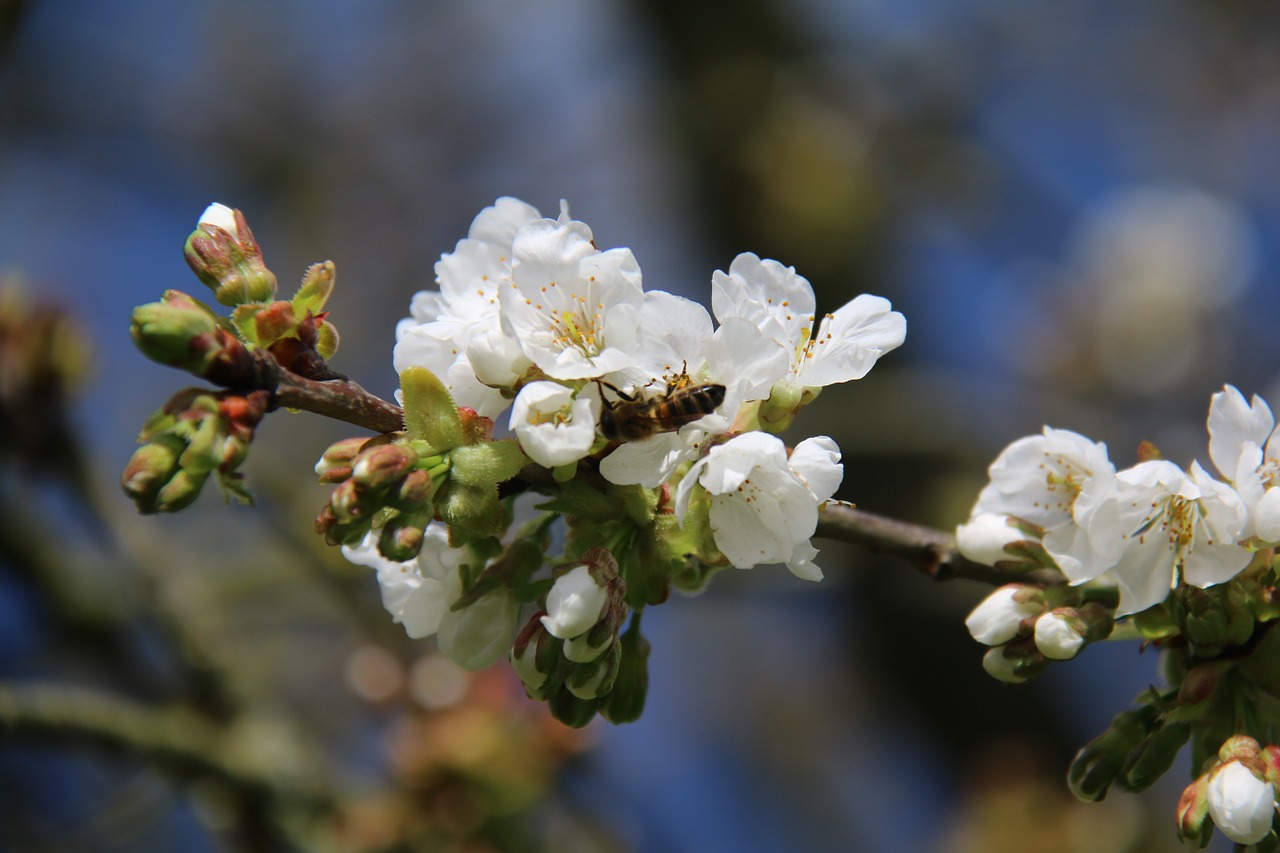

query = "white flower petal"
1208;385;1274;481
796;294;907;387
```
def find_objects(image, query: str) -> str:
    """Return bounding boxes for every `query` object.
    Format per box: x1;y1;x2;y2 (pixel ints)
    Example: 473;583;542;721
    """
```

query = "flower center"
549;302;604;360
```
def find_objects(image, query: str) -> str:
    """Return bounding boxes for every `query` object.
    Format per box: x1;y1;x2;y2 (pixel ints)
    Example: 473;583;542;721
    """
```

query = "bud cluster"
510;548;639;726
965;584;1114;683
125;204;348;510
121;388;269;512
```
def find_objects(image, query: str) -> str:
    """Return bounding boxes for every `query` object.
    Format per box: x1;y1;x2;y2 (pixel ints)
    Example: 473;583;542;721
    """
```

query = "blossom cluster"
958;385;1280;620
326;197;905;714
388;197;903;582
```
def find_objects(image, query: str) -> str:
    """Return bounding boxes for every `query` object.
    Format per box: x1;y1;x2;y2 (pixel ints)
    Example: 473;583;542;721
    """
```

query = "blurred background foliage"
1;0;1279;850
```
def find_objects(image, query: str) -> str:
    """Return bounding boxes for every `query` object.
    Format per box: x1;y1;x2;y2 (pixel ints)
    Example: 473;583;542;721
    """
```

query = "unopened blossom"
965;585;1043;646
1034;610;1086;660
956;513;1027;565
674;432;842;581
981;646;1029;684
342;525;520;670
540;564;608;640
498;214;644;380
1071;460;1250;616
1208;384;1280;541
710;252;905;392
510;381;599;469
1207;761;1277;846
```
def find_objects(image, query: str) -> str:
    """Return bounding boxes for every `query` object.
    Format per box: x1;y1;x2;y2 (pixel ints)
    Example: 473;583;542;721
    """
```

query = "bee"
597;378;727;442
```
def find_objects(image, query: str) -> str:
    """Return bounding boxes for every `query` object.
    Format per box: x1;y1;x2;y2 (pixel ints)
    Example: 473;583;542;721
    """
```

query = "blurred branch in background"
0;281;604;851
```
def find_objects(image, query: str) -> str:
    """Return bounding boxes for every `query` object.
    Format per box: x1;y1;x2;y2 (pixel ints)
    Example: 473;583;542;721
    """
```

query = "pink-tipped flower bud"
351;443;418;492
315;437;370;483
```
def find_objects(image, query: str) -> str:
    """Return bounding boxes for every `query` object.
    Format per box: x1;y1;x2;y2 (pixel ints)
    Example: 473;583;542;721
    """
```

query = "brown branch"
270;365;405;433
236;356;1031;588
814;503;1049;587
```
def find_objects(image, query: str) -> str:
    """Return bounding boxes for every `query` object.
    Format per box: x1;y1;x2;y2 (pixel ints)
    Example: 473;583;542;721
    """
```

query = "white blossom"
1207;761;1277;846
540;565;608;640
674;432;842;581
965;585;1042;646
510;381;600;469
498;215;644;380
394;197;543;416
966;427;1115;578
710;252;905;393
1071;460;1250;616
341;525;519;670
956;513;1026;565
1208;384;1280;542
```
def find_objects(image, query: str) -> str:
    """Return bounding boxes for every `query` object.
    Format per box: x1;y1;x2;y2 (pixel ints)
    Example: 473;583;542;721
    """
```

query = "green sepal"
600;615;650;724
315;319;339;360
228;303;262;346
453;537;545;610
155;469;210;513
292;261;335;317
534;478;623;519
400;366;462;451
1235;621;1280;695
215;470;254;507
449;439;528;487
436;482;504;539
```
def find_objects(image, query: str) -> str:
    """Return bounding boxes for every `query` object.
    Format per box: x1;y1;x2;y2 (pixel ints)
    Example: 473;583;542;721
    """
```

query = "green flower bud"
1120;721;1190;791
565;637;621;700
1068;706;1158;802
378;517;425;562
153;468;210;513
548;688;598;729
130;297;218;370
120;435;186;513
600;617;651;724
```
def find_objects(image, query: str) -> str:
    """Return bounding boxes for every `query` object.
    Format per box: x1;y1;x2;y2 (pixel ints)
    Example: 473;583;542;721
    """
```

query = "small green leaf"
400;366;462;451
292;261;336;316
450;439;528;486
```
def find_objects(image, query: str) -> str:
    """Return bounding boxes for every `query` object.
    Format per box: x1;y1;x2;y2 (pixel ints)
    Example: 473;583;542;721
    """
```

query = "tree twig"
0;681;332;851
